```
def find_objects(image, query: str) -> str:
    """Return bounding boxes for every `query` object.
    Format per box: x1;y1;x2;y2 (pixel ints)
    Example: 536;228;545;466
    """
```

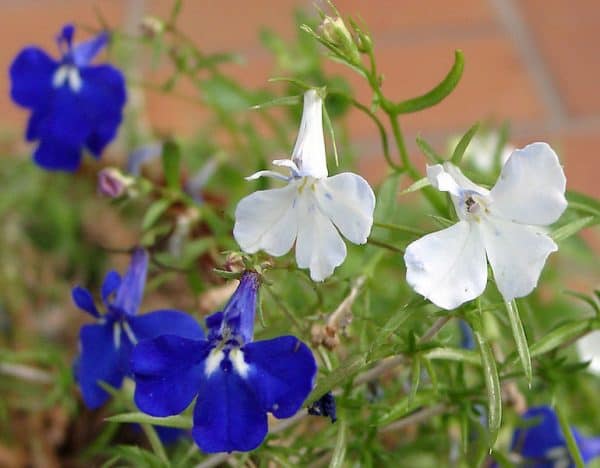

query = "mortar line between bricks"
486;0;567;131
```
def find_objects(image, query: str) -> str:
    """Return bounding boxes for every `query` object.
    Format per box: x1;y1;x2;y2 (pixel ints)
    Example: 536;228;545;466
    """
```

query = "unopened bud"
140;16;165;38
321;16;360;63
97;168;134;198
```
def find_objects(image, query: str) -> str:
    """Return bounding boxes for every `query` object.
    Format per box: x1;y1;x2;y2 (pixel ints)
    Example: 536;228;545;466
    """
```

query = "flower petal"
576;330;600;376
404;221;487;310
113;248;148;316
314;173;375;244
511;406;566;458
490;142;567;225
291;90;328;178
128;310;206;342
295;192;347;282
244;335;317;418
9;47;57;109
101;270;121;304
71;286;99;318
72;32;108;67
33;138;82;171
75;322;130;408
480;217;557;302
132;335;209;416
233;183;299;256
192;368;267;453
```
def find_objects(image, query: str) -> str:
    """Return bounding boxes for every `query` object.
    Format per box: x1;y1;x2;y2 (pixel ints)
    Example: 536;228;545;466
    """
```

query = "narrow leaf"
399;177;430;195
450;122;480;165
506;300;532;385
555;405;585;468
322;103;340;166
308;356;367;403
551;216;598;242
329;419;347;468
409;355;421;405
250;94;301;110
142;199;170;231
416;136;444;164
564;290;600;315
424;347;481;366
394;50;464;114
567;190;600;217
162;140;181;190
528;320;591;358
106;412;193;429
376;390;436;426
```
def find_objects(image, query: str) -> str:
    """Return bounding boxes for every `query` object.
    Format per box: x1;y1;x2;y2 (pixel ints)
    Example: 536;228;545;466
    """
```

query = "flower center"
52;65;82;92
460;192;489;222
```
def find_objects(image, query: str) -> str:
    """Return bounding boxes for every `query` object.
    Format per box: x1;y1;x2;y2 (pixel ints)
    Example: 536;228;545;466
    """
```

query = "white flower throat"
53;65;82;92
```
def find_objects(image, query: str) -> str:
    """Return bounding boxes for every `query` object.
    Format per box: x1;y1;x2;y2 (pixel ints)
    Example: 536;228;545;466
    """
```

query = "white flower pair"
234;90;376;281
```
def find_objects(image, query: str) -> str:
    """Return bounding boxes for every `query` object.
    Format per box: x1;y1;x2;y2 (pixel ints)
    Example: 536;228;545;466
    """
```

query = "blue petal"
575;432;600;464
25;110;46;142
244;335;317;418
113;248;148;316
101;271;121;304
132;335;209;416
193;367;267;453
512;406;565;458
75;322;131;409
127;143;163;176
155;426;186;445
71;286;99;318
33;137;82;171
9;47;57;109
57;24;75;51
72;32;108;67
128;310;206;341
219;271;260;345
458;319;475;350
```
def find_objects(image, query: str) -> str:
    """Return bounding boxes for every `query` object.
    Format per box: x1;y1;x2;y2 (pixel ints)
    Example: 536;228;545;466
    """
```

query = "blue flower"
458;319;475;350
509;406;600;467
73;248;204;409
10;24;126;171
131;271;318;453
307;391;337;423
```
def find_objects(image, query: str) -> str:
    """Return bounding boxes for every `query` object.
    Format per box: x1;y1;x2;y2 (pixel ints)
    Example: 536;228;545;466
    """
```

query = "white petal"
295;192;346;281
233;183;299;256
291;90;328;179
480;216;557;302
314;173;375;244
404;221;488;310
245;170;290;182
489;142;567;225
576;330;600;376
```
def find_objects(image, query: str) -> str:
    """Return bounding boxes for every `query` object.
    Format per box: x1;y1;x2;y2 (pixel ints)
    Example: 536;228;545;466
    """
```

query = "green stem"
555;404;585;468
141;423;169;465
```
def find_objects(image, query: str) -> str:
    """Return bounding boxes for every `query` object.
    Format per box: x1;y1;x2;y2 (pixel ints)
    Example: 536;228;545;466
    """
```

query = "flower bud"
321;16;360;63
140;16;165;38
97;167;134;198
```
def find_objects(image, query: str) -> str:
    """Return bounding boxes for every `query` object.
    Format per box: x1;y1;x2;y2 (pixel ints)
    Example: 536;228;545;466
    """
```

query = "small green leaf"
409;355;421;404
394;50;464;114
142;199;170;231
416;137;444;164
162;140;181;190
450;122;480;165
506;300;532;385
372;301;418;351
329;419;347;468
106;412;193;429
565;290;600;315
250;94;301;110
470;313;502;447
376;390;436;426
567;191;600;217
551;216;598;242
424;347;481;366
308;355;367;403
528;320;591;358
555;405;585;468
399;177;430;195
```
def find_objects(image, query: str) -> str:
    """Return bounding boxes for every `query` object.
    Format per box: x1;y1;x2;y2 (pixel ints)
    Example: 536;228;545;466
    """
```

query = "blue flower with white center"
73;247;204;409
9;24;126;171
131;271;318;453
509;406;600;467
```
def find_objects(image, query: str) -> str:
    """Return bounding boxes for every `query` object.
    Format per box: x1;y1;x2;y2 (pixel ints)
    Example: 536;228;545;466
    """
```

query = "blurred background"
1;0;599;196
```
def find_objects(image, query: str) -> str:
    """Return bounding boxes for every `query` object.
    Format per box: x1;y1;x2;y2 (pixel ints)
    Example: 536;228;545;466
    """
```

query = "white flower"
404;142;567;309
577;330;600;376
233;90;375;281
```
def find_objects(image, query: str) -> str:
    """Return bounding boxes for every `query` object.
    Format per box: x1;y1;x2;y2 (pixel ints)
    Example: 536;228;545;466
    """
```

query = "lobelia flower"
307;391;337;423
10;24;126;171
404;142;567;310
131;271;318;453
233;89;376;282
73;248;203;409
508;406;600;467
576;330;600;376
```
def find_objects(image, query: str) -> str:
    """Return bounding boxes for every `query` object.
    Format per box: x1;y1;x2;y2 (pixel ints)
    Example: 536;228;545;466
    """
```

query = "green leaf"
567;190;600;217
162;140;181;190
322;102;340;166
394;50;464;114
506;300;532;385
373;174;401;223
142;199;171;231
372;301;418;351
399;177;430;195
329;419;347;468
555;405;585;468
528;320;591;358
409;355;421;404
564;290;600;315
376;390;436;426
471;315;501;447
424;347;481;366
551;216;598;242
106;412;193;429
450;122;480;165
308;355;367;403
250;94;301;110
416;137;444;164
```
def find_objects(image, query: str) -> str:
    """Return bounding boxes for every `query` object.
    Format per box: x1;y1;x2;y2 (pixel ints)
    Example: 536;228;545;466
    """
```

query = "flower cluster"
10;24;126;171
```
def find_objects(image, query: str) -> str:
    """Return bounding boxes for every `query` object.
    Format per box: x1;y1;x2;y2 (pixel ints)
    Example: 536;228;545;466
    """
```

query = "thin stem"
367;237;404;253
141;423;169;465
374;222;425;236
380;403;448;433
0;363;52;384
